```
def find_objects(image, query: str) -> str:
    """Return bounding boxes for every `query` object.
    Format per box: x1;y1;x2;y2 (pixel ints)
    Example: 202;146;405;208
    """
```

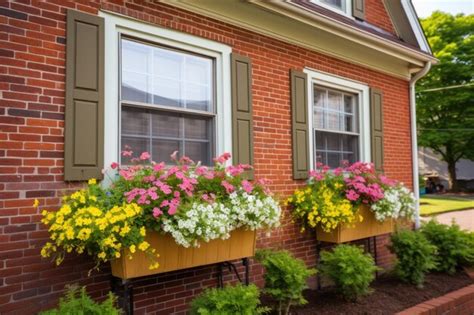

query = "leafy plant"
389;229;437;287
255;249;316;315
40;285;120;315
190;284;268;315
320;244;378;301
421;220;474;273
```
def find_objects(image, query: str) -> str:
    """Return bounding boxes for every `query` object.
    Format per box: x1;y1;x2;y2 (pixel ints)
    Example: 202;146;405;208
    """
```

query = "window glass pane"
344;95;353;113
185;83;211;111
185;141;210;165
121;137;149;163
327;152;341;168
326;132;340;151
122;71;151;103
152;139;181;164
320;0;344;10
326;112;341;130
344;114;354;132
327;90;342;111
314;88;325;108
152;112;181;138
315;130;325;150
185;117;211;140
121;38;214;113
122;107;150;136
153;77;181;107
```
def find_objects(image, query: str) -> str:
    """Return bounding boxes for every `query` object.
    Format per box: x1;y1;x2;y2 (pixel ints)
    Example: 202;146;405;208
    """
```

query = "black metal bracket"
217;257;250;288
111;276;133;315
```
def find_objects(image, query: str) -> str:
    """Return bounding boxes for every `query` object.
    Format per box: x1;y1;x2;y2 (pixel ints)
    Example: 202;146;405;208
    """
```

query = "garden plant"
320;244;379;301
389;229;437;287
190;284;268;315
255;249;316;315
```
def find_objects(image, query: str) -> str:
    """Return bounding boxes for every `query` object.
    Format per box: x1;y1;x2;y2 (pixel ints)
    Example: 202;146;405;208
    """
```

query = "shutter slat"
231;53;254;180
291;70;310;180
370;88;384;173
64;9;104;181
352;0;366;20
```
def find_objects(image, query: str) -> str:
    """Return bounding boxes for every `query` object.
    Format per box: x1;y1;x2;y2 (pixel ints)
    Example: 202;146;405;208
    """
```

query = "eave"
163;0;437;80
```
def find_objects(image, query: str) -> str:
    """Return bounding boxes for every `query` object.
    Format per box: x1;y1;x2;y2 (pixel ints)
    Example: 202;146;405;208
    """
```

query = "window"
102;12;232;170
311;0;352;16
313;87;359;167
120;38;216;165
304;69;371;169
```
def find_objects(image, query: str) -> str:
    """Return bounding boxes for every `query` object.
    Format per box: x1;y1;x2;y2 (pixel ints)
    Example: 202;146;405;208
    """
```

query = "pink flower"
226;165;245;176
153;162;165;172
153;207;163;218
204;170;215;180
121;150;133;157
333;167;343;176
170;151;179;161
214;152;231;164
195;166;208;176
110;162;119;169
345;189;360;201
179;156;194;165
241;180;253;193
140;152;151;160
221;180;234;193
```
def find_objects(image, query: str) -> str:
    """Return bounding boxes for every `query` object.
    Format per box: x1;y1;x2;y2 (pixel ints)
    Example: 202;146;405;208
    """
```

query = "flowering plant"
40;151;281;269
287;162;415;232
40;179;158;271
370;184;416;222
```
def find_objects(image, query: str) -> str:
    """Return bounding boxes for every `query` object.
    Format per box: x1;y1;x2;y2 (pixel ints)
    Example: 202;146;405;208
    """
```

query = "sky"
412;0;473;18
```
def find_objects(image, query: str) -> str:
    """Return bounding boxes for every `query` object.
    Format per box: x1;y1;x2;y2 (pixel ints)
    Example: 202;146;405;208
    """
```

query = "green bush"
255;249;316;315
421;220;474;274
40;286;119;315
389;229;437;286
320;244;378;301
190;284;268;315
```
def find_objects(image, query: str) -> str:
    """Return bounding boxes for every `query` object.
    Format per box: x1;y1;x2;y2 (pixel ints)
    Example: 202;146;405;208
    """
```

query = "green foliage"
417;12;474;190
389;229;437;286
40;286;120;315
255;249;316;315
190;284;268;315
421;220;474;274
320;244;378;301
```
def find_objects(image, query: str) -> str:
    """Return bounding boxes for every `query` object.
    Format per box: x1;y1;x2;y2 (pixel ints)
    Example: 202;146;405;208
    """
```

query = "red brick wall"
365;0;396;34
0;1;412;314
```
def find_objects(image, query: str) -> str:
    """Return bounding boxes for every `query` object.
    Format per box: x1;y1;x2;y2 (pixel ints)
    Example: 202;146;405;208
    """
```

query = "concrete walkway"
421;209;474;231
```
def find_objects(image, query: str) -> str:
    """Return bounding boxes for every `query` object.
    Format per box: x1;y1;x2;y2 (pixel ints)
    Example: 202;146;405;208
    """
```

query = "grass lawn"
420;195;474;216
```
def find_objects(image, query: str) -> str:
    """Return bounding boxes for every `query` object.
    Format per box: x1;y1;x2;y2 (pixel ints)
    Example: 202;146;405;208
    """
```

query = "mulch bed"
266;271;474;315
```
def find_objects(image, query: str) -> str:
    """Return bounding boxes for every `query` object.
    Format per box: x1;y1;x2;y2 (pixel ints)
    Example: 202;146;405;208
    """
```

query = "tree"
417;11;474;191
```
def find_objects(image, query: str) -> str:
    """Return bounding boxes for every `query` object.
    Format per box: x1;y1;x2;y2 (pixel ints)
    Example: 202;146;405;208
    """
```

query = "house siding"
366;0;396;34
0;1;412;314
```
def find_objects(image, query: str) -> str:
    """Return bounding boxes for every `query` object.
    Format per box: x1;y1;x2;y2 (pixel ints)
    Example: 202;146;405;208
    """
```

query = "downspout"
410;62;431;229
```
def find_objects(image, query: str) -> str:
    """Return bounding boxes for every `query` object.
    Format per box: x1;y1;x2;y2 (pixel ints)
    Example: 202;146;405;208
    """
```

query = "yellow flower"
138;241;150;251
88;178;97;185
98;252;106;259
148;262;159;270
120;224;131;237
129;245;136;253
33;199;39;207
115;251;121;258
140;227;146;237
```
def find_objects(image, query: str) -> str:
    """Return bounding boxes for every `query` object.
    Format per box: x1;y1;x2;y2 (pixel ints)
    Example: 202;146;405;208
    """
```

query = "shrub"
421;220;474;274
389;229;437;286
320;244;378;301
40;286;119;315
255;249;316;315
190;284;268;315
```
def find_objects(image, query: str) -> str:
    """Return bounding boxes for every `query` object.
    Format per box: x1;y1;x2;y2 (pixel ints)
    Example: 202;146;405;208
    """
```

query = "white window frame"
304;68;371;169
310;0;353;18
100;11;232;169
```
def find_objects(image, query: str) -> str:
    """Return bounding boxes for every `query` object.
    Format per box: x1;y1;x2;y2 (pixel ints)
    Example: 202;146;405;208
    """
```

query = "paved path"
421;209;474;231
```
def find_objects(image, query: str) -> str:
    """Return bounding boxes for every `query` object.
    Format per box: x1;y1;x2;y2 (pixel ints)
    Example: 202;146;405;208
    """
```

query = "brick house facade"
0;1;434;314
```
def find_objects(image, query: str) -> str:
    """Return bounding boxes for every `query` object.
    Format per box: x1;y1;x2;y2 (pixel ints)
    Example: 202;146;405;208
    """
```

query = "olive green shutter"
231;53;254;179
64;9;104;181
290;70;309;180
352;0;365;20
370;88;384;173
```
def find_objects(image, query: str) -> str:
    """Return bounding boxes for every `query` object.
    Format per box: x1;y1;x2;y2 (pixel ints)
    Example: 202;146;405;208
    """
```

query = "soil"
265;271;474;315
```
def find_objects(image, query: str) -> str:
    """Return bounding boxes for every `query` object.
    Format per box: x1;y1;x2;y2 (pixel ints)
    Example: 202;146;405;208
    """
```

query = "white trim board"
100;11;232;170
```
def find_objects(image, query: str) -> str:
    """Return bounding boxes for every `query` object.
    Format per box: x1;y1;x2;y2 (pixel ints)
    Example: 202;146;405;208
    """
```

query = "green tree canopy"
417;11;474;190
